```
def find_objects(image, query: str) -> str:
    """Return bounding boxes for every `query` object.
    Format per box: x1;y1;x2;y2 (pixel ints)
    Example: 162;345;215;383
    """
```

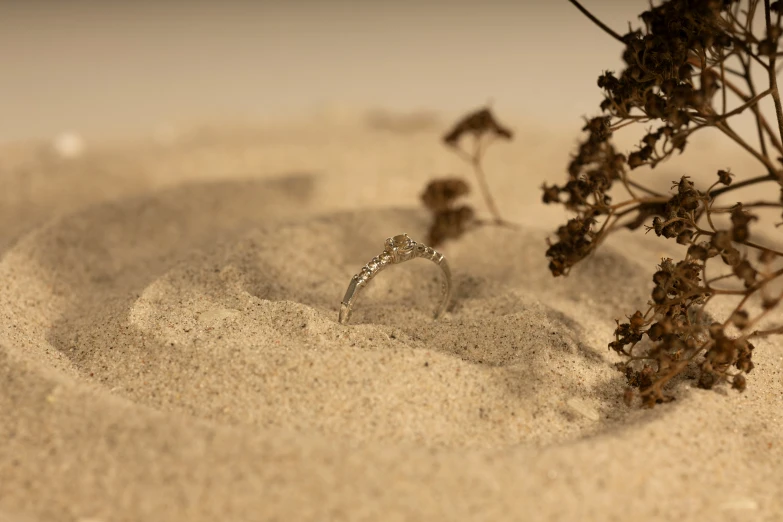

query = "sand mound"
1;121;781;521
5;194;644;448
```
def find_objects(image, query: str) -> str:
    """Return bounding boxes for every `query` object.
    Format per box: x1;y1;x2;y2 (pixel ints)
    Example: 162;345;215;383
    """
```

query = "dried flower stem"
765;1;783;150
721;74;783;154
449;137;506;224
567;0;624;43
422;107;518;246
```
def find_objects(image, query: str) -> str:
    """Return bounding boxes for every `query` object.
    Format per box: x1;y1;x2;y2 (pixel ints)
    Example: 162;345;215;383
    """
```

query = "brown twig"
567;0;625;44
764;0;783;178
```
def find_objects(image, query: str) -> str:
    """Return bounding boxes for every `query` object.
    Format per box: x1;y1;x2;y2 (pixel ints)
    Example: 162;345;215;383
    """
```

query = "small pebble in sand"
53;131;85;158
566;397;600;421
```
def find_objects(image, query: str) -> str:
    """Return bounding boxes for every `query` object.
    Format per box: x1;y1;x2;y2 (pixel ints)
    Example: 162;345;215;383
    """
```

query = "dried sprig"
548;0;783;406
421;177;471;212
421;179;476;245
421;107;517;246
443;107;514;146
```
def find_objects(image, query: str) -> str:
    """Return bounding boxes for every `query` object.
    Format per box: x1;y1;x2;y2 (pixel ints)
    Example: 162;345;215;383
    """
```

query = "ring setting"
339;234;452;324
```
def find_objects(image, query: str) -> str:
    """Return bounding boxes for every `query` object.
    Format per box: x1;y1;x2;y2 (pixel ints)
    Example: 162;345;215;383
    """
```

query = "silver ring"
339;233;452;324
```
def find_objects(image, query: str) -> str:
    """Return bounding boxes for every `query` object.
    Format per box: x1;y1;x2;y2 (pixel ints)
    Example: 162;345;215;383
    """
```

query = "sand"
0;112;781;521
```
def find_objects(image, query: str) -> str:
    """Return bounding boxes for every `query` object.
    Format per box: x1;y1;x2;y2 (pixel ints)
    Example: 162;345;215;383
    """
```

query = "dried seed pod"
720;247;741;267
443;107;513;146
711;231;733;251
421;178;470;212
629;311;645;330
653;270;671;285
687;244;708;260
427;205;475;247
647;322;665;341
698;371;716;390
733;260;757;288
676;229;694;245
730;310;750;329
652;285;667;304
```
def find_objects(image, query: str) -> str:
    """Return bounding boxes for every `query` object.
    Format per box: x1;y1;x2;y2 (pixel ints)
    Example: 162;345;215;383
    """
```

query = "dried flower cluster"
443;108;513;146
421;178;475;246
546;0;783;406
421;107;516;246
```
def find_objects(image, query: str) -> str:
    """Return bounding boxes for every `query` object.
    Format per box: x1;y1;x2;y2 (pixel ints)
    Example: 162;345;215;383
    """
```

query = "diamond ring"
338;234;453;324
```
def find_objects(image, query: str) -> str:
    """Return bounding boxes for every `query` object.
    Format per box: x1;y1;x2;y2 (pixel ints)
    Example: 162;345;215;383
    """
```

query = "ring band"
339;234;452;324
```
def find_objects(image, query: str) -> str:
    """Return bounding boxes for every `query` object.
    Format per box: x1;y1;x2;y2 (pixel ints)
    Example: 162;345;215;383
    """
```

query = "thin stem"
708;173;775;198
610;118;648;132
716;71;783;155
717;87;773;120
715;121;779;174
473;218;520;231
749;0;761;34
609;196;669;211
705;273;736;285
704;200;719;232
740;52;770;158
690;220;783;256
567;0;625;44
741;239;783;257
710;200;781;211
722;275;765;328
750;324;783;338
721;48;728;115
447;137;503;223
471;137;503;224
739;289;783;337
765;0;783;171
628;179;665;197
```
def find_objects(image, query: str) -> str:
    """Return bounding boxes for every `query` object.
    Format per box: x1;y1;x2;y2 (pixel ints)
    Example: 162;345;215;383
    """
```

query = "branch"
708;173;776;198
691;57;783;156
568;0;625;44
750;324;783;338
714;121;779;174
764;0;783;167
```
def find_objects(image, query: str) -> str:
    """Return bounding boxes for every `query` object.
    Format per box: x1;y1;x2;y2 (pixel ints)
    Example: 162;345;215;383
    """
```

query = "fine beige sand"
1;111;781;521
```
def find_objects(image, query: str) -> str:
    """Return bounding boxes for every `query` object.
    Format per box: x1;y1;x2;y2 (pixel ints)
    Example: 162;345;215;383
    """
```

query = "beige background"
0;0;648;141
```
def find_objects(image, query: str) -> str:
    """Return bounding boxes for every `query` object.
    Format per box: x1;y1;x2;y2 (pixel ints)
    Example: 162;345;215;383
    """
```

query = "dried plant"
422;107;516;246
545;0;783;406
421;178;475;246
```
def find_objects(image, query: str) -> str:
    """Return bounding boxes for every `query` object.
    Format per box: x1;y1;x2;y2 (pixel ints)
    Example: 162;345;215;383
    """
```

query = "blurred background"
0;0;650;142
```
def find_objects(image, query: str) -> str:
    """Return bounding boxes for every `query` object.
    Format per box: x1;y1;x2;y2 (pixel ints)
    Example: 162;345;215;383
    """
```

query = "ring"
338;233;452;324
